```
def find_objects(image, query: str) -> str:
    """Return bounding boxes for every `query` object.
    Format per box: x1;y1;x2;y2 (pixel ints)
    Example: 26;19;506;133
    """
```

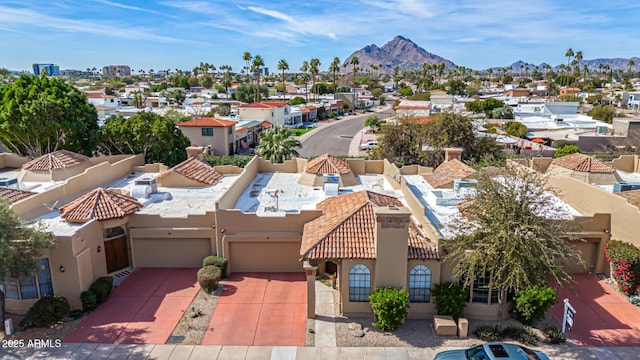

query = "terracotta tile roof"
551;153;616;173
408;222;440;260
22;150;90;171
423;159;476;188
157;157;223;185
176;117;237;127
305;154;352;175
238;102;287;108
261;121;272;128
617;189;640;208
60;188;143;223
400;116;434;124
0;188;36;203
301;191;437;260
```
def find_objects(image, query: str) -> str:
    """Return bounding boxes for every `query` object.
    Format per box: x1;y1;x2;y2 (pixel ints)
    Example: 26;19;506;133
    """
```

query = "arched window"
409;265;431;302
349;264;371;302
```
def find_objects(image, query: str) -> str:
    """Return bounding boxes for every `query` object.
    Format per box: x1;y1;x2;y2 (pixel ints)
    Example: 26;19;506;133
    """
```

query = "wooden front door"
104;236;129;273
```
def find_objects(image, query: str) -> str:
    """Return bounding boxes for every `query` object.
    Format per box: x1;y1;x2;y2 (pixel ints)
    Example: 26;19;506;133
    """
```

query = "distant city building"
32;63;60;76
259;67;269;76
60;69;93;78
102;65;132;77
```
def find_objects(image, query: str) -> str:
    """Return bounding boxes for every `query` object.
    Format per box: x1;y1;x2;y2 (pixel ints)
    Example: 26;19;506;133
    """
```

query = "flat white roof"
233;172;403;217
0;168;64;193
37;211;87;236
107;172;239;217
403;174;582;238
516;114;610;131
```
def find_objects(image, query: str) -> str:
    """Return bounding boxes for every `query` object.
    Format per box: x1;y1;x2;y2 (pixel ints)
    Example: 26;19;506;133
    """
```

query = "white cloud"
94;0;178;18
246;6;297;24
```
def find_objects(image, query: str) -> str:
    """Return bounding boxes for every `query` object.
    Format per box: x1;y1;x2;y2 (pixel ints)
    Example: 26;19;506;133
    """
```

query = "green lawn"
290;128;315;136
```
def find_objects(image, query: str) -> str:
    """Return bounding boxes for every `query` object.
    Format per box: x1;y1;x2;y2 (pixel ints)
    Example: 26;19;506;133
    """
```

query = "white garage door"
133;238;211;268
229;242;303;272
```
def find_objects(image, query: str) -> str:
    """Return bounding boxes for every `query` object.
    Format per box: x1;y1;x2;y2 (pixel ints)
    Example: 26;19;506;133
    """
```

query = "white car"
360;140;378;150
434;343;550;360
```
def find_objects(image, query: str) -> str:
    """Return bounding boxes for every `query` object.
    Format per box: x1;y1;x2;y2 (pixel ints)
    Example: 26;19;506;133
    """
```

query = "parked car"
434;343;550;360
360;140;378;150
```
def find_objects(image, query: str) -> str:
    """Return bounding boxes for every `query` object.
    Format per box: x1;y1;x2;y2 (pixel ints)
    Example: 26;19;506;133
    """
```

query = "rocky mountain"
343;36;455;74
496;57;640;73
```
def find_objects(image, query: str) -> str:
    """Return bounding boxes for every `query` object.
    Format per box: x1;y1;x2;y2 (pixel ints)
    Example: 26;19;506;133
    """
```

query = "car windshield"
465;345;489;360
517;346;541;360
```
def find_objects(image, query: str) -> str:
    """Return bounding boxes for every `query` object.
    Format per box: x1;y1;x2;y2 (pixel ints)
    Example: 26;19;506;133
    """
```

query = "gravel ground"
305;319;315;346
0;313;84;343
169;282;224;345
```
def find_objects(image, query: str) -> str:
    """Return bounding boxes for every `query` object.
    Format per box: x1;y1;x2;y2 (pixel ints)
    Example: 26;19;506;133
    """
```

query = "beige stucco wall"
215;156;261;210
18;161;93;182
610;155;639;172
88;154;136;166
340;259;376;316
12;154;144;220
0;152;29;169
373;207;410;289
406;259;441;319
179;126;234;156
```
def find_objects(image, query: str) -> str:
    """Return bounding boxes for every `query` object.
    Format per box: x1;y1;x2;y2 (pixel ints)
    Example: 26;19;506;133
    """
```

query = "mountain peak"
344;36;454;73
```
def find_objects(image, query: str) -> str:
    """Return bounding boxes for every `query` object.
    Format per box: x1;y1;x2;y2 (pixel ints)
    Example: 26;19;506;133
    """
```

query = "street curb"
297;104;391;143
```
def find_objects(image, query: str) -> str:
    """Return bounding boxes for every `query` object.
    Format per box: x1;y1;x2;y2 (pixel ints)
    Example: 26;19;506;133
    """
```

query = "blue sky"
1;0;639;73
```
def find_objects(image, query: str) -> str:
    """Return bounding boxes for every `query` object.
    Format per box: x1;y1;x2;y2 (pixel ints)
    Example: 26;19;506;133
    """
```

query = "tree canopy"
232;84;268;103
0;74;99;157
98;111;189;166
0;198;56;322
254;126;301;163
442;165;582;327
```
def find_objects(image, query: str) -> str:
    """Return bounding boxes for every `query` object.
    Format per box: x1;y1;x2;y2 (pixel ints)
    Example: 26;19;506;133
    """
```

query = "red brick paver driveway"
64;268;199;344
550;274;640;346
202;272;307;346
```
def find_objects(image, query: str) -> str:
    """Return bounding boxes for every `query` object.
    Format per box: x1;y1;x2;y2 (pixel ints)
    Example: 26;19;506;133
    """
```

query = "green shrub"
543;326;567;344
432;282;467;320
90;276;113;304
514;284;558;326
503;326;538;346
198;265;222;293
27;295;71;327
81;291;97;312
203;256;228;279
369;287;410;331
473;325;504;342
203;155;252;168
553;144;582;158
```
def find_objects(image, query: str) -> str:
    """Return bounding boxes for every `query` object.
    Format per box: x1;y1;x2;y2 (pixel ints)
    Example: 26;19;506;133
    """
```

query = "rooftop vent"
613;181;640;193
453;179;478;192
131;177;158;198
0;177;18;189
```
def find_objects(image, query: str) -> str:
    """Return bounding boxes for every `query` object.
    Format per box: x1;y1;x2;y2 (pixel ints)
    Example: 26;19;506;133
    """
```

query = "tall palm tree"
254;126;301;163
300;60;310;103
329;57;340;97
310;58;321;101
277;59;289;97
219;65;232;98
252;55;265;102
350;56;359;111
243;52;252;84
628;59;635;77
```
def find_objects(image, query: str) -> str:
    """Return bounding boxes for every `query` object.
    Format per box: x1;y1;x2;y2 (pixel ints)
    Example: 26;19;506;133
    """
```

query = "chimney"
373;205;411;289
186;146;205;160
444;147;463;162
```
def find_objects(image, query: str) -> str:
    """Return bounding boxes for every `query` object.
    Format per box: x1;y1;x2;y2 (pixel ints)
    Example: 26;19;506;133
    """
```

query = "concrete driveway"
202;272;307;346
64;268;199;344
550;274;640;347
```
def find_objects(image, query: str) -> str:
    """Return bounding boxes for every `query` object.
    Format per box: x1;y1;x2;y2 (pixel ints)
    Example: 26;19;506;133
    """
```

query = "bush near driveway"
198;265;222;294
432;282;467;320
513;284;558;326
90;276;113;304
369;287;409;331
28;295;71;327
81;291;97;312
605;240;640;295
203;256;228;279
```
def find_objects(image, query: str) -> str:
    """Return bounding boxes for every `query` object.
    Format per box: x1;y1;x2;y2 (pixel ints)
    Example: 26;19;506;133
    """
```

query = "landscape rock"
349;322;362;330
352;329;365;337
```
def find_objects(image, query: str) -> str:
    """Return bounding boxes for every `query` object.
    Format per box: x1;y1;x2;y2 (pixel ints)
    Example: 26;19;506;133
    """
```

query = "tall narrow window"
349;264;371;302
37;258;53;297
409;265;431;302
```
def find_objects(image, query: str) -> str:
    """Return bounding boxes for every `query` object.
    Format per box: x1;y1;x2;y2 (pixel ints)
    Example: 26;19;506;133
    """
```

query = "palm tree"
277;59;289;97
310;58;321;101
243;52;252;84
300;60;310;103
628;59;635;77
254;126;301;163
219;65;232;98
252;55;265;102
329;57;341;97
350;56;359;111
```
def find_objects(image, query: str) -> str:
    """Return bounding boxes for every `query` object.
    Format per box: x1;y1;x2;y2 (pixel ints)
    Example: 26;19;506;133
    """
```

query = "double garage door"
133;238;211;268
229;242;303;272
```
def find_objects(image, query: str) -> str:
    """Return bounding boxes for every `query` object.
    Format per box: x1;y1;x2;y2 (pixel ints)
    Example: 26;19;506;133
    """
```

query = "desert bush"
198;265;222;293
202;256;228;278
90;276;113;304
369;287;410;331
432;282;467;320
28;295;71;327
543;326;567;344
514;284;558;326
81;290;97;312
473;325;504;342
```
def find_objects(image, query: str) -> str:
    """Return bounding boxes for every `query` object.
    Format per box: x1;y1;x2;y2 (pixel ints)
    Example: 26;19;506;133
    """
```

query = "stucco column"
304;261;318;319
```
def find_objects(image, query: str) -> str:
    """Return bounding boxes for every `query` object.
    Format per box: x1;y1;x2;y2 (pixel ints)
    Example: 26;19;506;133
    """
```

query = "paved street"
297;105;393;158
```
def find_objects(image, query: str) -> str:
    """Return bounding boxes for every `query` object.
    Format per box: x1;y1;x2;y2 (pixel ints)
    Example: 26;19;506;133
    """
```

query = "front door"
104;236;129;273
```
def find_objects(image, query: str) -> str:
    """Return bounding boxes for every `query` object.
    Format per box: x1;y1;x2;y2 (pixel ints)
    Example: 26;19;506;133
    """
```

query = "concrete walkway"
314;281;336;347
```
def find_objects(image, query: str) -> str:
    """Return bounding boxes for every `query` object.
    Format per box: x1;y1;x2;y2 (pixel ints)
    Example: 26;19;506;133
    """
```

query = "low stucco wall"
0;152;29;169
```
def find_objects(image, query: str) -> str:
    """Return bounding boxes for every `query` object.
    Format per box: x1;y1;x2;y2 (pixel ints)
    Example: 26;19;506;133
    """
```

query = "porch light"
97;246;102;253
59;265;65;273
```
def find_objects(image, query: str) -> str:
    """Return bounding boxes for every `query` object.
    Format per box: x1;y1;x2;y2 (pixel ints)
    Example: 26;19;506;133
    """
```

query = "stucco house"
237;102;297;128
176;117;236;156
0;149;635;322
